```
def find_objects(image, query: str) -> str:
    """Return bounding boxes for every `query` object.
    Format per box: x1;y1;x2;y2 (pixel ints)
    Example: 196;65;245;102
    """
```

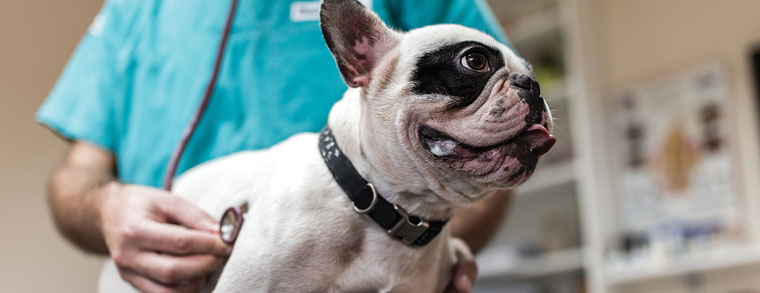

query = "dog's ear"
320;0;399;88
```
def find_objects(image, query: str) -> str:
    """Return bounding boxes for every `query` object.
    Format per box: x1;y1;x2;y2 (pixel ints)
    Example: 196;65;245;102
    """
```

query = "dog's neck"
327;88;455;221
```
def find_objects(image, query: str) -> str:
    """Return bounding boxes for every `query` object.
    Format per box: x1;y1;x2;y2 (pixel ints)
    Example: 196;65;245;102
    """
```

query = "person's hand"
99;182;230;292
444;238;479;293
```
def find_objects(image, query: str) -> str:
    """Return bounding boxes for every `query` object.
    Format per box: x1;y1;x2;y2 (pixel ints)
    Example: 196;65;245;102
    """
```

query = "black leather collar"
318;127;447;246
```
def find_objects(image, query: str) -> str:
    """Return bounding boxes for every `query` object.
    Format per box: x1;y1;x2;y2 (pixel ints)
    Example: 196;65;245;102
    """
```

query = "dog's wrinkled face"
321;0;555;206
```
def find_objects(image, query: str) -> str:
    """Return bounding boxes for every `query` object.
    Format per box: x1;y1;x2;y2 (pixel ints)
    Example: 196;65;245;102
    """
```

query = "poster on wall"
612;63;742;233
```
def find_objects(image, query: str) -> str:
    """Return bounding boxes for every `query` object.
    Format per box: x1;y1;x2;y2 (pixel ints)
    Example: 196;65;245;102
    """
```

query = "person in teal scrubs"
39;1;513;292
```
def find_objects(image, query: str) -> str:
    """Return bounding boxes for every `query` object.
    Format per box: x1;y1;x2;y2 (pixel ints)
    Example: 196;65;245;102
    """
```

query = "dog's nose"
512;74;535;92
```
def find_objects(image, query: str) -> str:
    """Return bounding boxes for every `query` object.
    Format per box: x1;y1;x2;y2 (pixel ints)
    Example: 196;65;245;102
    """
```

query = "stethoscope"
219;204;247;245
161;0;245;246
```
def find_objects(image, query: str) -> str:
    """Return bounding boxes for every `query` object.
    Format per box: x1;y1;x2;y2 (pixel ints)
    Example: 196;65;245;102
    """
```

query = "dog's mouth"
420;124;555;158
418;124;556;183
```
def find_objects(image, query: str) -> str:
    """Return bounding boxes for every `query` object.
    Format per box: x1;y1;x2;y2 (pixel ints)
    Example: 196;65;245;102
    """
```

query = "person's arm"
49;141;118;253
48;141;230;292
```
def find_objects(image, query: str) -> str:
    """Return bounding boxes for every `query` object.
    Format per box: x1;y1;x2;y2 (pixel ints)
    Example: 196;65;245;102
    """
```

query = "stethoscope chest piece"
220;203;248;245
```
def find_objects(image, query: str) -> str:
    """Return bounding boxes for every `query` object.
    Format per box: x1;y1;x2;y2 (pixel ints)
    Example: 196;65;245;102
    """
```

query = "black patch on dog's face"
411;41;505;107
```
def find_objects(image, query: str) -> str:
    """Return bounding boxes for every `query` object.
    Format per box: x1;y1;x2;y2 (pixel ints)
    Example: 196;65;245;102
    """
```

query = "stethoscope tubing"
162;0;240;191
160;0;243;245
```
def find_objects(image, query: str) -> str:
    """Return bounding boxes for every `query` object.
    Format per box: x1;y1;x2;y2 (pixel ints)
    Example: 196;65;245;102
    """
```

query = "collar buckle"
388;204;430;245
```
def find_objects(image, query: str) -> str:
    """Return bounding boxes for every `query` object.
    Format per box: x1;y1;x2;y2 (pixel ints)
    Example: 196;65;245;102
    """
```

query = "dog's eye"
461;51;489;72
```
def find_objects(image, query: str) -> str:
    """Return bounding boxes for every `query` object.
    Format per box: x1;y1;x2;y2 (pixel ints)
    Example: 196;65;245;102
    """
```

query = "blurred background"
2;0;760;292
0;1;107;292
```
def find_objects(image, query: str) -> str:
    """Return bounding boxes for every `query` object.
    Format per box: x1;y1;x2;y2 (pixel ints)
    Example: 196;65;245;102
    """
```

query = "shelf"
516;159;576;194
477;247;584;280
605;245;760;286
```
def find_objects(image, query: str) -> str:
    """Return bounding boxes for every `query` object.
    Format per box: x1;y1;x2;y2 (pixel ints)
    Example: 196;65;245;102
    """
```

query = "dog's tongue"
513;124;556;156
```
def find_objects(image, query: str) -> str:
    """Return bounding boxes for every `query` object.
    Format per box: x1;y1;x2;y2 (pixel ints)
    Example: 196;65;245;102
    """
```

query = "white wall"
0;1;105;292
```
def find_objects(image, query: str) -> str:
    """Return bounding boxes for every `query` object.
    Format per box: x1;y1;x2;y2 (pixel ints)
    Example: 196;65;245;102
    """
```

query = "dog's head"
321;0;555;207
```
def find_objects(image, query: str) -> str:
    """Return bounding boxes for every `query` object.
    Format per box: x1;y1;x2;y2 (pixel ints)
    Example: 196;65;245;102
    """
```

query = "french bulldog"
99;0;554;291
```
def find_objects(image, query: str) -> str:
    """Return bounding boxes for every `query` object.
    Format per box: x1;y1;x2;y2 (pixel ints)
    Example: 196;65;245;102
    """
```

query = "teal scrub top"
37;0;511;188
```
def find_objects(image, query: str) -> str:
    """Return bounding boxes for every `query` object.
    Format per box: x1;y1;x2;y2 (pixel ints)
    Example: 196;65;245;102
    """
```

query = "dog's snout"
512;74;535;92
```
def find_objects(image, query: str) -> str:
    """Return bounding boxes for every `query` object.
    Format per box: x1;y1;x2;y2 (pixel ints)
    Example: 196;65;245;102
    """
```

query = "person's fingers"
447;261;476;293
158;195;219;233
448;238;478;293
127;252;221;286
452;258;477;292
138;221;230;256
120;269;206;293
176;278;206;293
121;270;174;293
452;272;474;293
